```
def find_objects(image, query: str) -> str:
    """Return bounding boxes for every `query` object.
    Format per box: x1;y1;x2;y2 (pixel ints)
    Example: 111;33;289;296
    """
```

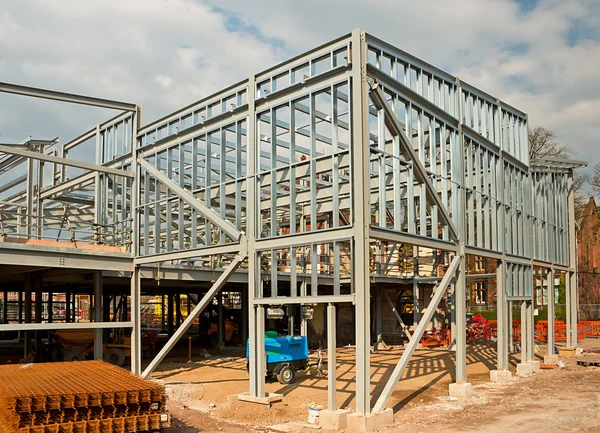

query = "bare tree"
529;125;589;223
529;126;573;160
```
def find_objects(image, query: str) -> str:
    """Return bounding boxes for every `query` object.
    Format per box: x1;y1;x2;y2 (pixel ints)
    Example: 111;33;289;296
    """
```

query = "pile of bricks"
0;361;166;433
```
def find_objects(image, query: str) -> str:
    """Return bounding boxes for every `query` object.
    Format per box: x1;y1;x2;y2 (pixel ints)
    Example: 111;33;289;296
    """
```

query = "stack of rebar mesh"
0;361;166;433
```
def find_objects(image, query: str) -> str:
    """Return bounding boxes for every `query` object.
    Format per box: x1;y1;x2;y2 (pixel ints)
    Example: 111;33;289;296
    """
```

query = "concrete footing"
543;354;559;364
237;392;283;406
347;409;393;432
448;382;473;398
490;369;512;383
516;362;533;377
319;409;349;430
530;360;540;372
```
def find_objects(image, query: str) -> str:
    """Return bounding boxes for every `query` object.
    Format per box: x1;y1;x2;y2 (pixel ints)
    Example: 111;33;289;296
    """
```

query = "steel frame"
0;28;582;417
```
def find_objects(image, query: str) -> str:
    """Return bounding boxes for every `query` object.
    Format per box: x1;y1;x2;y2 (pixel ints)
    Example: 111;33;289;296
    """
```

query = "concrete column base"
543;354;559;364
319;409;349;430
347;409;393;432
448;382;473;398
516;363;532;377
237;392;283;406
490;369;512;383
530;360;540;372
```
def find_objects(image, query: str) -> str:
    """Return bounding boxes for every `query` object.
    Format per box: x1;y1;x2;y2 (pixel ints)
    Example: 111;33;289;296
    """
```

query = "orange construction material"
420;329;451;347
0;361;166;433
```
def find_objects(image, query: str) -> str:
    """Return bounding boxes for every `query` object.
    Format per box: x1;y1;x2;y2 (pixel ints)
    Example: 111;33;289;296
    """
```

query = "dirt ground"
152;339;600;432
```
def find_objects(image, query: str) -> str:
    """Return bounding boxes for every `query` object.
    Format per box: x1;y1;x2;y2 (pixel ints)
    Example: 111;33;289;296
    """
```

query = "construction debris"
0;361;168;433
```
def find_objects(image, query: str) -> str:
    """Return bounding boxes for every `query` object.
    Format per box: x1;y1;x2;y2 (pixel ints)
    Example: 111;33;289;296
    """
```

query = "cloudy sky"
1;0;598;175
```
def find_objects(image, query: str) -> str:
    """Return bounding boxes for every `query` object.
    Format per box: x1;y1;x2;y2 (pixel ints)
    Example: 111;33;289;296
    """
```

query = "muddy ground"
153;339;600;432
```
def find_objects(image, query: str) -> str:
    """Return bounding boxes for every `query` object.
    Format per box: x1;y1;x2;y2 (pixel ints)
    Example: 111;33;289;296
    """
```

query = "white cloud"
0;0;598;173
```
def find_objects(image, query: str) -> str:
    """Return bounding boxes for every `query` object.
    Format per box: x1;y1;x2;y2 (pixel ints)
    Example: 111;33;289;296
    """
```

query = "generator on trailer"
247;333;309;384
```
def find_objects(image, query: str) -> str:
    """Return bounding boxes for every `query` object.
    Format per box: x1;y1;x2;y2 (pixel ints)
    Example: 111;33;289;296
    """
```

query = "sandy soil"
154;340;600;433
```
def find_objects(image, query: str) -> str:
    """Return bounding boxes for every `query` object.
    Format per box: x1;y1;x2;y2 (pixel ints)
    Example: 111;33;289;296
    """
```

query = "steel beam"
0;321;132;331
253;294;354;306
142;252;246;377
138;158;242;242
0;81;137;111
0;144;134;178
372;254;461;412
134;242;242;264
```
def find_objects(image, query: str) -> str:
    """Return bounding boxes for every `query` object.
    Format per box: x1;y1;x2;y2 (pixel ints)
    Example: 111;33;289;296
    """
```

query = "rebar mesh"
0;361;165;433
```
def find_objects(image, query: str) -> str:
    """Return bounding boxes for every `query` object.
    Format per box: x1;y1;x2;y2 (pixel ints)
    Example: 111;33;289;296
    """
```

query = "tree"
529;125;589;223
529;126;573;160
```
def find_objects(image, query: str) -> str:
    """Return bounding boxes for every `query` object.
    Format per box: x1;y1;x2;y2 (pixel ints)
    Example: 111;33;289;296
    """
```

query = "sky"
0;0;598;177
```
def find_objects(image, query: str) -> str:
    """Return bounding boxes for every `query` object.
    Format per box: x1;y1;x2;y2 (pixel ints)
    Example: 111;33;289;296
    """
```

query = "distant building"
577;197;600;319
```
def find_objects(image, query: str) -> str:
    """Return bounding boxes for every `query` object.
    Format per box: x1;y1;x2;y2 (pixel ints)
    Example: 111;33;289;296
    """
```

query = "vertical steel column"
247;73;264;398
94;271;103;360
327;304;337;411
570;271;578;346
218;292;224;347
24;274;32;357
167;291;174;337
47;290;53;323
300;280;308;337
567;170;578;346
18;291;23;324
496;260;507;370
547;269;555;355
65;291;70;324
508;301;514;352
34;275;42;361
375;286;382;345
527;300;534;362
2;291;7;324
350;28;371;415
455;243;467;383
130;267;142;374
520;301;527;363
566;271;571;347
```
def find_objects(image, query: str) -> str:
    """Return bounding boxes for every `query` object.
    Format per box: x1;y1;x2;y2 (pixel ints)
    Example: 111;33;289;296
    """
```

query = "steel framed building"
0;29;583;420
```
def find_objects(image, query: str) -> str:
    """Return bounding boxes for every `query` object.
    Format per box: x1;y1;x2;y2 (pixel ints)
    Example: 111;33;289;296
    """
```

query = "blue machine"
246;334;309;384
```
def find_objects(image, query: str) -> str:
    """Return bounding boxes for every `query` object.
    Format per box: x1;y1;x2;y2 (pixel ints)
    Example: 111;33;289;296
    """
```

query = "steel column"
130;267;142;374
547;269;555;355
327;304;337;411
94;271;103;360
351;28;372;416
496;260;508;370
455;243;467;384
520;301;527;363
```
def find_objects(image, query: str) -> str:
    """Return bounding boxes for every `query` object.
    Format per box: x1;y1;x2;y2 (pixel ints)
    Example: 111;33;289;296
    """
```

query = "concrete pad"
517;362;533;377
319;409;349;430
576;347;584;356
448;382;473;398
371;408;394;429
237;392;283;406
544;354;559;364
226;394;238;408
347;413;377;432
490;369;512;383
530;360;541;372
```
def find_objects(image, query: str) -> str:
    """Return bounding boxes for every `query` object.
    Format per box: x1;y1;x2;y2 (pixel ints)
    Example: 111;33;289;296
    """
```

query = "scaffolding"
0;28;585;418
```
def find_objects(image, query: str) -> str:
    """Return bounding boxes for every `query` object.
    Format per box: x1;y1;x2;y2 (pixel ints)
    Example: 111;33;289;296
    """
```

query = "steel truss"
0;28;583;417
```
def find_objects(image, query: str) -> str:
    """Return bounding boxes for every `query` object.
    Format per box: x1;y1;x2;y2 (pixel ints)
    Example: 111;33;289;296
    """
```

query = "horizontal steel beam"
0;81;137;111
370;226;458;251
0;321;132;332
0;144;134;178
135;242;242;265
253;295;355;305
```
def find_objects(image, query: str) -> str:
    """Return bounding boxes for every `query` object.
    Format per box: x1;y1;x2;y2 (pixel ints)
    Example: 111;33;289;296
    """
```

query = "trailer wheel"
277;365;295;384
104;348;126;367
